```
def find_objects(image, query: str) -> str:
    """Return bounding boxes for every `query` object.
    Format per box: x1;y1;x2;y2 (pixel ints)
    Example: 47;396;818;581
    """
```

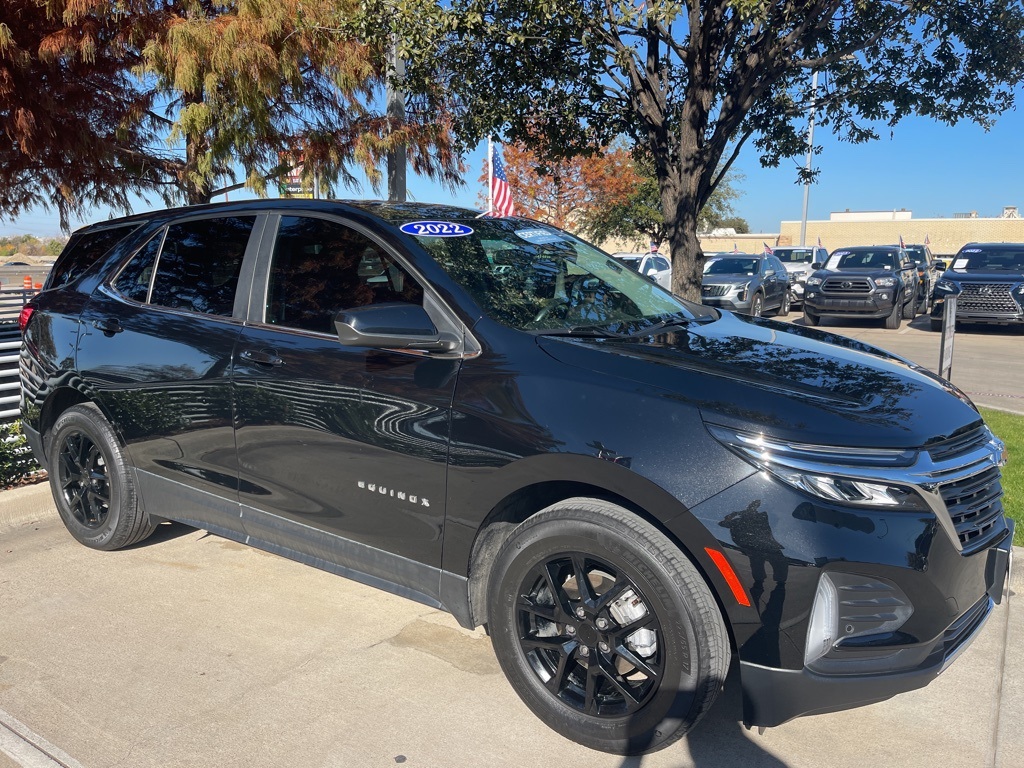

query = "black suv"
20;201;1012;755
930;242;1024;331
803;246;920;329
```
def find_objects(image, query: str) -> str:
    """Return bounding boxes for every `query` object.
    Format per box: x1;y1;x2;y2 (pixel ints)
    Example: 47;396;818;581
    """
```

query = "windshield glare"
953;247;1024;271
408;219;704;332
832;250;899;270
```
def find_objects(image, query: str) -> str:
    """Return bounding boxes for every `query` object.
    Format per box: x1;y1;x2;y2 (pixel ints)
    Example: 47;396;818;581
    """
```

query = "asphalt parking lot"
1;312;1021;768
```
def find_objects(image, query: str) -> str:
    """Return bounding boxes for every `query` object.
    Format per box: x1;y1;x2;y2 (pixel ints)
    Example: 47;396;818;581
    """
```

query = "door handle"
240;349;284;367
92;319;123;336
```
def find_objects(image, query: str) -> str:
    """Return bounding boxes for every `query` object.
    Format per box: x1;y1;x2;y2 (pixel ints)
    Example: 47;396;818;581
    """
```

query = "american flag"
817;236;823;248
924;234;930;246
899;234;906;249
763;242;774;255
490;143;515;217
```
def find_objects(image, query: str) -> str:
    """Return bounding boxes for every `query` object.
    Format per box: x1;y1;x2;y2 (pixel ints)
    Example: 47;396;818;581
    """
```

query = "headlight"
706;424;927;511
806;276;823;287
935;279;959;294
874;276;897;288
1017;284;1024;295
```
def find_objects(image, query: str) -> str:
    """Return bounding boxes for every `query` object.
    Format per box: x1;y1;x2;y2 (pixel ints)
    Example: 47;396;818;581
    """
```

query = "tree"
479;140;639;229
578;157;745;249
1;1;461;226
383;0;1024;300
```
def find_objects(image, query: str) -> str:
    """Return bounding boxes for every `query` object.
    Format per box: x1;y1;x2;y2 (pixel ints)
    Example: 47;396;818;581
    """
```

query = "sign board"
938;293;957;380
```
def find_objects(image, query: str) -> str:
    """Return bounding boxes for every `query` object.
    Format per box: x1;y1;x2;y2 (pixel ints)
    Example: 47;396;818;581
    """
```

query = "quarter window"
46;224;140;290
266;216;424;334
148;217;255;317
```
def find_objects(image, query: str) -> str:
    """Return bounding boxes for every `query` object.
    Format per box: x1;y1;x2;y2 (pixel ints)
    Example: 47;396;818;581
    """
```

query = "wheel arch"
459;458;738;652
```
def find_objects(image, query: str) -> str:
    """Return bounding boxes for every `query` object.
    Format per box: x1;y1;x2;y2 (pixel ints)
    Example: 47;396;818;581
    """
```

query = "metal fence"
0;287;35;423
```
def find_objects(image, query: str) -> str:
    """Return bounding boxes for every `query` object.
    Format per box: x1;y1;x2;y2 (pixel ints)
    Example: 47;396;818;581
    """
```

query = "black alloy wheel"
48;404;156;550
487;500;729;754
57;432;111;529
515;552;664;718
776;291;791;317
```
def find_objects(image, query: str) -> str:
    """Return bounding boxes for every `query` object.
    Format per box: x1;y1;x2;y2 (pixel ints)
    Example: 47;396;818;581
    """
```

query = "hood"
941;269;1024;283
537;312;981;450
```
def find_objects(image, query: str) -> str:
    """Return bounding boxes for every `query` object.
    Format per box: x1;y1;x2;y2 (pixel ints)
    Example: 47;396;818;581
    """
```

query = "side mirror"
934;260;947;272
334;303;459;352
811;262;823;270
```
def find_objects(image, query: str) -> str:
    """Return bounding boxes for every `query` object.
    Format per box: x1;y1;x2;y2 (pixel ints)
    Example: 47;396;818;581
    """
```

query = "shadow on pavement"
122;519;195;549
614;662;790;768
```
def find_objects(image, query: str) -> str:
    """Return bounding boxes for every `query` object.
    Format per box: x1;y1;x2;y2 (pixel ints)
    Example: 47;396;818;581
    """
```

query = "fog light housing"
805;574;839;665
879;293;889;300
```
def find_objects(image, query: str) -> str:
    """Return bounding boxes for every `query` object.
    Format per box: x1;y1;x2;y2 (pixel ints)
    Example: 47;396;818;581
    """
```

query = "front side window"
149;217;255;316
266;216;424;334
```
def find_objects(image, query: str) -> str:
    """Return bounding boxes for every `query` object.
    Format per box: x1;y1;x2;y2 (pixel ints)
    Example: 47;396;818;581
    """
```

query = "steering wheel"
532;296;569;324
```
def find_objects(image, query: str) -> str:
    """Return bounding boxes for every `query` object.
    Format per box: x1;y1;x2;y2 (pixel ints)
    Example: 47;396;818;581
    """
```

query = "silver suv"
701;253;791;316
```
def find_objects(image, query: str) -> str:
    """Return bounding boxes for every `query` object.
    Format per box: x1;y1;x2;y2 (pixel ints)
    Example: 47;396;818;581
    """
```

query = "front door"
233;214;459;597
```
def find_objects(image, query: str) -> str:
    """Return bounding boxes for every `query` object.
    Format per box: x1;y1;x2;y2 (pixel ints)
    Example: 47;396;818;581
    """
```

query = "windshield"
407;219;707;333
903;246;928;267
616;255;642;272
704;257;760;275
774;248;814;264
952;246;1024;271
827;249;899;270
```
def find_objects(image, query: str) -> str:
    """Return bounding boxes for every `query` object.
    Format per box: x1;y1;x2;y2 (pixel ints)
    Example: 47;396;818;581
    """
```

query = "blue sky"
3;95;1021;239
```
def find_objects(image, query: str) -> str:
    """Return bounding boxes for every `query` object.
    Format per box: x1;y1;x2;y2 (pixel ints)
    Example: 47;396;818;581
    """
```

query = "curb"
0;482;54;530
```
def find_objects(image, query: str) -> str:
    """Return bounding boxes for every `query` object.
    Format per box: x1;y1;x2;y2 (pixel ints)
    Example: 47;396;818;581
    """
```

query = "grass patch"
980;407;1024;546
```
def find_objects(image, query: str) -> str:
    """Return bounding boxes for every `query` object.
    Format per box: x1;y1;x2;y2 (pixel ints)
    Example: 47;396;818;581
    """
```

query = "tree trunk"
666;193;705;303
184;132;213;205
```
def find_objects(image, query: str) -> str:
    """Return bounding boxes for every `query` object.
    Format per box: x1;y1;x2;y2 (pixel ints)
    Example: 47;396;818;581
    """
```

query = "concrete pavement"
0;482;1020;768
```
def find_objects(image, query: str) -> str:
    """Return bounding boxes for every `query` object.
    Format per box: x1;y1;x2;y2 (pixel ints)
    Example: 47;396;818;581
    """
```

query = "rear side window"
264;216;424;334
46;225;139;289
148;217;255;317
112;230;164;303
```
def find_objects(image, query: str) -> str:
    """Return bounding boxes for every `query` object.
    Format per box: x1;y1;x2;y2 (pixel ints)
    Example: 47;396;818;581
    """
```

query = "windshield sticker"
826;256;843;270
962;248;982;253
953;258;970;270
400;221;474;237
515;228;565;245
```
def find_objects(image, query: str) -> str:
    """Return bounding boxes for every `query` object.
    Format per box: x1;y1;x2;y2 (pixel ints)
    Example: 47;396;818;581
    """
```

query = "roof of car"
74;199;488;234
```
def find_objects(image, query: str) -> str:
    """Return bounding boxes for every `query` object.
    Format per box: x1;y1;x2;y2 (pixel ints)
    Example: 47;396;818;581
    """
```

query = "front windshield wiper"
531;325;631;338
629;314;695;337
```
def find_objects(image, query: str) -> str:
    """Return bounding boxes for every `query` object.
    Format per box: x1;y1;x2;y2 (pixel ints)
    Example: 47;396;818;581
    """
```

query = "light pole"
386;40;407;203
799;70;818;247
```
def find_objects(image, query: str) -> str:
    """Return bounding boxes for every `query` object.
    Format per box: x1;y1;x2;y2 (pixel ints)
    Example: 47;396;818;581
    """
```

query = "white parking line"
0;709;84;768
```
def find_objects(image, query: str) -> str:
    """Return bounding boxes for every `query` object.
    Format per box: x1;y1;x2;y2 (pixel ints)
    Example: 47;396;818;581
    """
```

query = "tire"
486;499;729;755
776;291;791;317
48;403;156;551
930;317;943;332
804;308;820;326
901;291;916;319
749;292;763;317
884;296;902;329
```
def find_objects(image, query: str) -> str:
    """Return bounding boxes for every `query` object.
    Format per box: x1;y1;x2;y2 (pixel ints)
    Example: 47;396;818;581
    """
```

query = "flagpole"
488;137;495;216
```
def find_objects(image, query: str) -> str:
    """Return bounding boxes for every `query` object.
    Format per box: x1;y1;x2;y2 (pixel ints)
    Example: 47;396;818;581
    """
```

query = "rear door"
76;214;265;534
232;213;462;596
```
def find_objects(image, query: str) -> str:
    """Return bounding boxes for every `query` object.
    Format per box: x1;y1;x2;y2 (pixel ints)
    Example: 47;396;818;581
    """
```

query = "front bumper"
702;295;752;313
804;292;896;319
741;520;1012;726
931;297;1024;326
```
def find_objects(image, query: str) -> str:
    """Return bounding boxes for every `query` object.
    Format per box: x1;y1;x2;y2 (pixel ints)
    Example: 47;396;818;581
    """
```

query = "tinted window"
266;216;424;334
705;258;759;275
774;248;814;264
149;217;255;316
112;229;164;303
833;250;898;270
652;256;670;272
46;225;139;289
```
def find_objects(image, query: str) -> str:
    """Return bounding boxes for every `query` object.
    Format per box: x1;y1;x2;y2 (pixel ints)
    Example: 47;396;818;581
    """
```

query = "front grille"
957;283;1020;314
938;465;1005;554
702;284;730;297
822;277;872;295
928;425;991;463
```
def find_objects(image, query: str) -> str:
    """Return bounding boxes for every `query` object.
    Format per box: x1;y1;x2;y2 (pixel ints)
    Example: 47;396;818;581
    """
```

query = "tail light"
18;305;34;333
